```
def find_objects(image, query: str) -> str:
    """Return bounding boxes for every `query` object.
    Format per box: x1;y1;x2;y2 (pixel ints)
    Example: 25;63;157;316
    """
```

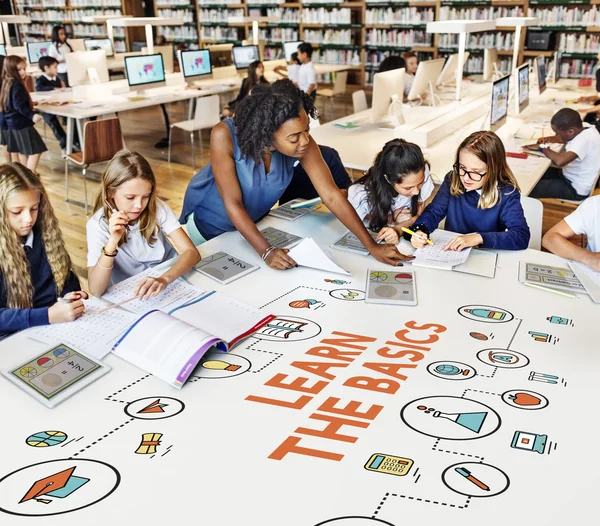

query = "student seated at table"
409;131;530;251
529;108;600;201
402;51;419;95
542;194;600;271
0;163;87;341
222;60;269;118
377;55;411;98
348;138;434;244
87;150;200;298
274;52;301;85
279;145;351;205
35;56;80;151
180;79;406;269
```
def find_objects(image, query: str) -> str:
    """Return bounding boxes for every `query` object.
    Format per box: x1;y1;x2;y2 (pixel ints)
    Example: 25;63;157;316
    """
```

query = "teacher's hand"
370;244;413;267
266;248;297;270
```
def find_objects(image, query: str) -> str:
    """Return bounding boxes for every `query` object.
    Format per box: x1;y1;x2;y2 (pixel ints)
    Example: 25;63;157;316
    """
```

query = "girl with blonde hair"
87;150;200;298
409;131;530;251
0;163;86;340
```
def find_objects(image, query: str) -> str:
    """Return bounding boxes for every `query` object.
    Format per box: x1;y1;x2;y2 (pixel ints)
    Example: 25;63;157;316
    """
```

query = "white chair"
168;95;221;172
521;196;544;250
352;89;368;113
317;71;348;120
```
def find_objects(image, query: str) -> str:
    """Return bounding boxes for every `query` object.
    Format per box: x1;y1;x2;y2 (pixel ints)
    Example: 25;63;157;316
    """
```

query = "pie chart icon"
37;357;54;368
26;431;68;448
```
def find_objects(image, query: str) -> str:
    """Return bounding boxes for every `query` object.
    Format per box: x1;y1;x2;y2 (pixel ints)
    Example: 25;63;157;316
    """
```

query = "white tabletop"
427;20;496;33
109;17;184;27
0;210;596;525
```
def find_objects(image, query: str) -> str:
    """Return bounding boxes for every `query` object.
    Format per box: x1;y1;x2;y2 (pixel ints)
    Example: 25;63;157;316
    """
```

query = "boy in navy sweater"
35;56;80;151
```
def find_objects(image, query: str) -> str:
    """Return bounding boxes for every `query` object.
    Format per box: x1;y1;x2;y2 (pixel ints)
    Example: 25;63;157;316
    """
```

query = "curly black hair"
233;79;318;163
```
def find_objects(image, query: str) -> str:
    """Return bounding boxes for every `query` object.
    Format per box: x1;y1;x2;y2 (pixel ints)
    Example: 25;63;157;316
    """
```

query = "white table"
0;209;596;525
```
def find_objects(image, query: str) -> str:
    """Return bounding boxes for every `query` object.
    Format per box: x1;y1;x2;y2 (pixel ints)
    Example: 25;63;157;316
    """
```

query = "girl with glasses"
408;131;530;251
348;138;434;244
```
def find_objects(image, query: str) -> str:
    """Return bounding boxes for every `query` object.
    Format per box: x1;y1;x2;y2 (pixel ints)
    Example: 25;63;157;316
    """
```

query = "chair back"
521;196;544;250
24;75;34;93
193;95;221;129
352;89;368;113
332;71;348;96
82;118;125;165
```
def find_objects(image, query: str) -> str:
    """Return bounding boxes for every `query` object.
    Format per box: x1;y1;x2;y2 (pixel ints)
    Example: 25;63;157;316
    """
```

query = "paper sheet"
28;300;138;359
288;238;351;276
412;230;471;270
102;266;206;315
570;261;600;284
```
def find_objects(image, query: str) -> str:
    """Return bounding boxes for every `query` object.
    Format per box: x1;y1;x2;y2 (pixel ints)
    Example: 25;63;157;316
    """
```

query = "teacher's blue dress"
180;119;297;240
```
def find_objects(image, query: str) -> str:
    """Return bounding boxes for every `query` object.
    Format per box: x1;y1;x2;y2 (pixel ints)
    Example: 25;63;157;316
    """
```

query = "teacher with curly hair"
180;79;407;270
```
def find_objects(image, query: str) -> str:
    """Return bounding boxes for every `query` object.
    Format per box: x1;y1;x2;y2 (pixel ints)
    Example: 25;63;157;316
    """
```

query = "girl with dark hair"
0;55;46;171
49;25;73;86
181;79;407;269
348;139;434;244
223;60;269;117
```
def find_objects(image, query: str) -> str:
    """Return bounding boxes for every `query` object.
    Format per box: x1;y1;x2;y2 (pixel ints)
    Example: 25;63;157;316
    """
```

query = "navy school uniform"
3;81;47;155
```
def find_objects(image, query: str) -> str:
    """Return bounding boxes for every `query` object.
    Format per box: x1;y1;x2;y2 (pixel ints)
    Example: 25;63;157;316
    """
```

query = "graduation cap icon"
19;467;89;505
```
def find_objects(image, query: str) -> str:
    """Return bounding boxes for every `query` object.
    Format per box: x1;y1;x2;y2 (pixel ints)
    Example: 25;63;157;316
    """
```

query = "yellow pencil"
524;281;576;299
401;227;433;245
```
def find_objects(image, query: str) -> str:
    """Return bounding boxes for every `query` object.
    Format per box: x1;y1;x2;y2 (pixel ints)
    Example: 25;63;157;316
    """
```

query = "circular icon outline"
441;461;510;498
195;353;251;380
0;458;120;517
315;517;396;526
251;315;322;343
476;348;530;369
328;289;365;301
427;361;477;381
124;396;185;420
25;431;68;448
458;305;514;324
501;389;549;410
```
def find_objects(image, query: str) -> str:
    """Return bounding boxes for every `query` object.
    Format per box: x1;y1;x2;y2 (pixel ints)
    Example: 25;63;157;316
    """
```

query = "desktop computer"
406;58;445;105
232;45;260;70
179;49;212;83
124;53;166;97
84;38;114;57
490;74;510;132
26;41;51;65
516;62;529;115
536;56;547;95
283;41;303;62
371;67;405;127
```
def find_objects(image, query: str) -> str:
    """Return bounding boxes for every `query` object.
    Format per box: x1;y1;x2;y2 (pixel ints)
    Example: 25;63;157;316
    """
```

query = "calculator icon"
364;454;414;476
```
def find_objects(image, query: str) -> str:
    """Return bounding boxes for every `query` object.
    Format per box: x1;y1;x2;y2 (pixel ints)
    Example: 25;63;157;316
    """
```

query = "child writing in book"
0;163;87;341
348;138;434;244
87;150;200;299
0;55;46;172
542;194;600;271
409;131;530;251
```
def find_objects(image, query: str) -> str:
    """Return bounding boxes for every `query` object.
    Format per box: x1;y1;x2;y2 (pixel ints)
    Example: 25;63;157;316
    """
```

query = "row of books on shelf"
559;59;597;79
303;8;352;24
157;0;194;6
158;9;196;23
558;33;600;55
25;8;124;24
438;6;523;21
304;29;352;44
365;49;433;69
365;7;435;25
202;27;239;40
366;29;432;47
199;0;243;5
199;9;246;22
439;31;514;50
160;27;199;40
527;6;600;27
21;0;123;6
250;28;300;41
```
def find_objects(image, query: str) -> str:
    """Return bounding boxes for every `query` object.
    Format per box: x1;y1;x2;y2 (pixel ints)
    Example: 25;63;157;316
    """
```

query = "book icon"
259;318;308;339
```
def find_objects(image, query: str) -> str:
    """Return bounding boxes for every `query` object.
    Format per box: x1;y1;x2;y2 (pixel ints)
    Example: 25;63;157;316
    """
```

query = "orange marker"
455;467;490;491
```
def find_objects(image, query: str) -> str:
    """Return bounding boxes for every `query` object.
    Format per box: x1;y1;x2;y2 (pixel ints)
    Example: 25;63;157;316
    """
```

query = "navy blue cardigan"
35;75;62;92
0;228;80;340
3;81;38;130
412;173;531;250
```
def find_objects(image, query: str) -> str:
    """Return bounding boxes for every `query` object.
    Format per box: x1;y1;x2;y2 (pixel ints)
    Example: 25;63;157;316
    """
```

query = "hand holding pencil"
402;227;432;248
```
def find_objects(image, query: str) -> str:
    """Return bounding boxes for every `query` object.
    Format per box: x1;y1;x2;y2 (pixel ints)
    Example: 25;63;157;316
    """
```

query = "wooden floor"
35;92;591;288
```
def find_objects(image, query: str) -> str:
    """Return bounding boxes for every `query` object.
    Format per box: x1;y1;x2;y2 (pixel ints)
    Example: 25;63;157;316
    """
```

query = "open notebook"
112;291;275;388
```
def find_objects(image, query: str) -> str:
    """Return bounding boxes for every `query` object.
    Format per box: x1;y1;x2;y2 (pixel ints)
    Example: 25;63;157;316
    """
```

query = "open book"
113;291;275;388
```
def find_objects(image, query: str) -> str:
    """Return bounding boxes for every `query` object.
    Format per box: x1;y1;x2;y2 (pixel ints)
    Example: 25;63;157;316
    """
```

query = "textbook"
112;291;275;388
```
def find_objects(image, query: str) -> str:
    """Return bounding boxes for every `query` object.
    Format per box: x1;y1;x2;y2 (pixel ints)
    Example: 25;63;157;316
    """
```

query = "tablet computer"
365;269;418;306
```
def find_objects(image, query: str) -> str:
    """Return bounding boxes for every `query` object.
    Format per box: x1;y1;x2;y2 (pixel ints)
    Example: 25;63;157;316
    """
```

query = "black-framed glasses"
453;163;487;182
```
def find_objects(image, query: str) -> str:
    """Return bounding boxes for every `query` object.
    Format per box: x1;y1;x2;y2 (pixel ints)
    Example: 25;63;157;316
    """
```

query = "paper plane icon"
20;466;89;504
137;399;168;414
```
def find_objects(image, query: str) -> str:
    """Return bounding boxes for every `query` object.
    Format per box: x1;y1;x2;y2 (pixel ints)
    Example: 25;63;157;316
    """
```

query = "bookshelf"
10;0;600;85
13;0;130;52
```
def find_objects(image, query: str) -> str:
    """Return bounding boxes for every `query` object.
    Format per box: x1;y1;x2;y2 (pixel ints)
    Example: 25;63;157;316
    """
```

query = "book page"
113;311;225;388
412;230;471;270
170;292;273;347
102;266;206;315
28;301;138;359
288;238;351;276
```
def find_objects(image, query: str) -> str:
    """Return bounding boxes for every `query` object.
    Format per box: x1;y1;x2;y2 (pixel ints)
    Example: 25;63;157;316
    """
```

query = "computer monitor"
371;67;405;126
553;51;561;84
232;45;260;70
406;58;445;102
536;56;546;95
124;53;166;92
516;63;529;115
65;50;109;86
84;38;114;57
283;40;302;62
0;44;5;56
26;41;51;64
483;48;498;82
180;49;212;82
437;52;470;86
491;74;510;132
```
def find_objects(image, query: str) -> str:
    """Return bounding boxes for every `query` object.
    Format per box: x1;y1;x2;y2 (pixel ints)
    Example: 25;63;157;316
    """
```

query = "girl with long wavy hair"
409;131;530;252
0;56;46;171
0;163;86;340
348;138;434;244
86;150;200;298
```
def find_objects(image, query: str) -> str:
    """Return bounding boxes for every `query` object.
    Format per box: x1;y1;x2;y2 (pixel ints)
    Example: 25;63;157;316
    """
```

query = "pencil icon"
454;467;490;491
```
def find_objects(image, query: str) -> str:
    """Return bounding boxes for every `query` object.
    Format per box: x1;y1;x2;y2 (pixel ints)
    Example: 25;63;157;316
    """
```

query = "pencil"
524;281;576;299
401;227;433;246
97;295;138;314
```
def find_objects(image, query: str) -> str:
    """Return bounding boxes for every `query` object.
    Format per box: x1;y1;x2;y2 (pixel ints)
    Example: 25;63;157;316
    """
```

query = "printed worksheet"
412;230;471;270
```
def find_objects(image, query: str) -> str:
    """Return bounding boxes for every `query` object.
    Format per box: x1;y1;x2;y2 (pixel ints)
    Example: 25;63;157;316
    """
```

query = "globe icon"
435;364;461;376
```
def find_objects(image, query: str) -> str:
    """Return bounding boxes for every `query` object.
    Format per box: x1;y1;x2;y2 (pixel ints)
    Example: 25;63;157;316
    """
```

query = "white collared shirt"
23;230;34;249
43;73;58;83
